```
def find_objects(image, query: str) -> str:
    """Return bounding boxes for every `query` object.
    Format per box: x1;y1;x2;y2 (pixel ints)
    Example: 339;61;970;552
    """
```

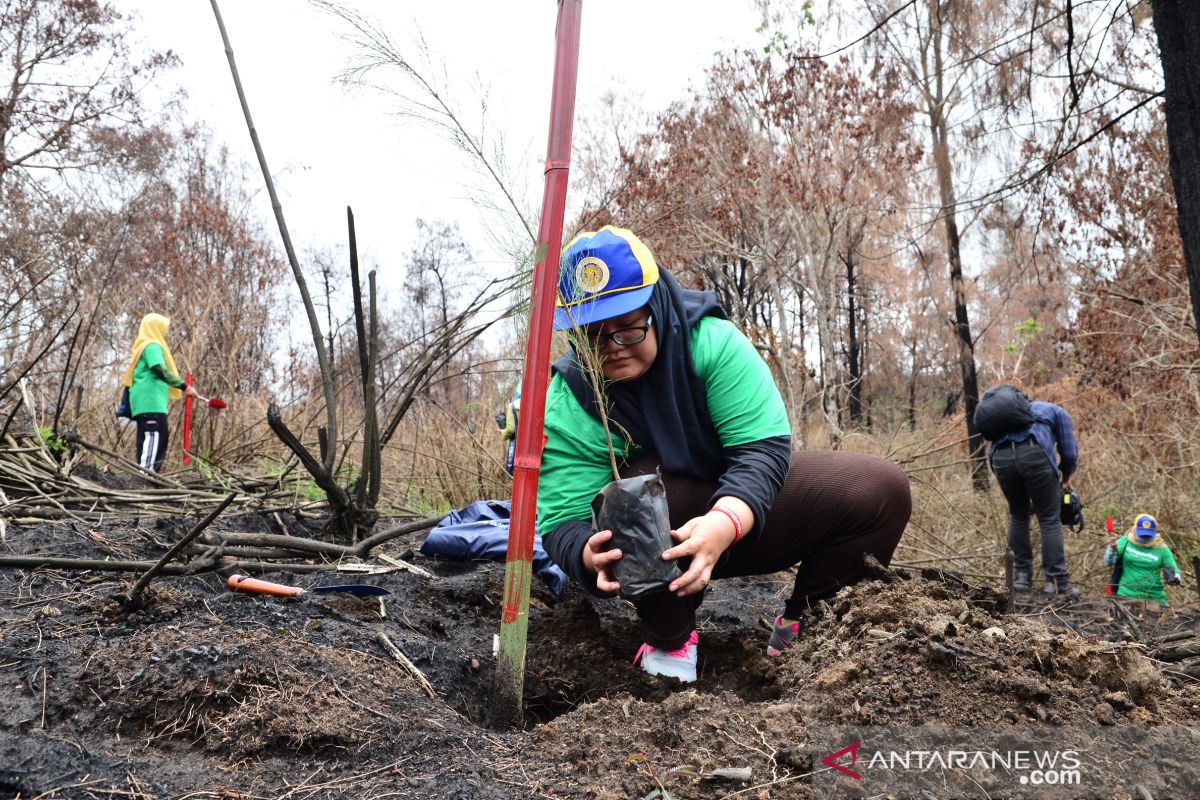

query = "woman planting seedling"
539;226;912;683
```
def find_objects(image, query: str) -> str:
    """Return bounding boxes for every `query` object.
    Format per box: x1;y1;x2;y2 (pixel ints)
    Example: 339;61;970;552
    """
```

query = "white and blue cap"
554;226;659;330
1133;513;1158;540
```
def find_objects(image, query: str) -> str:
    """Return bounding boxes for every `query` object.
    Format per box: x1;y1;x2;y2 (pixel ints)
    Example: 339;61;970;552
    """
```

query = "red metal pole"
491;0;582;727
182;373;194;466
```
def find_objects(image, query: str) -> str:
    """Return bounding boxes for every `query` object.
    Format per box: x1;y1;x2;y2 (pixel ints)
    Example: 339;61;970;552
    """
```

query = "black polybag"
591;471;680;598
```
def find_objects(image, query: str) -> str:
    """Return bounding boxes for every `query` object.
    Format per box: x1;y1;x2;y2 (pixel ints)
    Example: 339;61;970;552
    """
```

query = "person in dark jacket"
119;313;200;472
539;226;912;683
986;387;1080;598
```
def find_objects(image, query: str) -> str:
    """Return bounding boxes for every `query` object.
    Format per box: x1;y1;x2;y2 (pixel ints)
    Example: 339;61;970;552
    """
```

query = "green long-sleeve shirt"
129;343;187;416
1104;534;1180;604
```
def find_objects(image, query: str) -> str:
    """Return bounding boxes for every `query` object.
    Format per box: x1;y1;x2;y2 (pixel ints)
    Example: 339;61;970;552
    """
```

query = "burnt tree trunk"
1152;0;1200;345
211;0;338;470
907;343;919;432
267;402;378;539
845;252;864;425
927;0;987;490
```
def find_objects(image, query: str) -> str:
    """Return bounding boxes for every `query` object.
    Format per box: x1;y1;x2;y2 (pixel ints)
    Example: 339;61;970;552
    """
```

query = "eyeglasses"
585;315;653;349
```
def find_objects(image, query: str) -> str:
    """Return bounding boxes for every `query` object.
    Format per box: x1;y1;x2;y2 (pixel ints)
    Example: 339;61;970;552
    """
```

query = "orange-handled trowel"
226;574;389;598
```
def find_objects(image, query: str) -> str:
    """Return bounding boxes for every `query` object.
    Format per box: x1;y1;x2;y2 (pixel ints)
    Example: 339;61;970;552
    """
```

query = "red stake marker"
1105;515;1116;597
182;373;194;466
492;0;582;728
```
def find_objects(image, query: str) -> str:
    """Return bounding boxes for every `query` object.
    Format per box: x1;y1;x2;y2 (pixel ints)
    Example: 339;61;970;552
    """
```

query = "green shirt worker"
1105;514;1184;606
119;313;200;472
539;226;913;683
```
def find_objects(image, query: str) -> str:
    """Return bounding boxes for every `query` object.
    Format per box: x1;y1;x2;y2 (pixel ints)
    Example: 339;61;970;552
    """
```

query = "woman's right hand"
184;384;200;399
583;529;621;594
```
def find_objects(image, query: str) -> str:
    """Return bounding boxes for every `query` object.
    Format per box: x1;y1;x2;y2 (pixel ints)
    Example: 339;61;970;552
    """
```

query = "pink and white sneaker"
633;630;699;683
767;615;800;656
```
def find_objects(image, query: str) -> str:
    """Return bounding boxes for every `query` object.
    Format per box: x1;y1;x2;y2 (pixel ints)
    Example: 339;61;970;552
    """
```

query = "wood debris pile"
0;431;309;525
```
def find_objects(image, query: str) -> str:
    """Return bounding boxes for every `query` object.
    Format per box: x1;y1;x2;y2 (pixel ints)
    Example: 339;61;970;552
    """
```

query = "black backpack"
973;384;1035;440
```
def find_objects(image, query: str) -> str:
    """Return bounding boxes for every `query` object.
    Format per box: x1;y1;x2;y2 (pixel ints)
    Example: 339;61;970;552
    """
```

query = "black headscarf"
551;268;727;480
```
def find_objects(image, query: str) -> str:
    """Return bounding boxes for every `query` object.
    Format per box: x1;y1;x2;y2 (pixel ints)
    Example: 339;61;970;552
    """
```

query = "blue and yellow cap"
554;226;659;330
1133;513;1158;540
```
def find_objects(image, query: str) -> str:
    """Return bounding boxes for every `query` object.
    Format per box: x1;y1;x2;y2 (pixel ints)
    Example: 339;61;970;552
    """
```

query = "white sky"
120;1;768;297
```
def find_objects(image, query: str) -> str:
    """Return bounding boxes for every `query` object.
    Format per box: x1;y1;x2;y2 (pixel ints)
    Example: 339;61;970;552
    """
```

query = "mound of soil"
1;515;1197;799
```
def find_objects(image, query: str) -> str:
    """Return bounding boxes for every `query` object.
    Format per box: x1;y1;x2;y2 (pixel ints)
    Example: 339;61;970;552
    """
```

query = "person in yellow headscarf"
120;313;199;471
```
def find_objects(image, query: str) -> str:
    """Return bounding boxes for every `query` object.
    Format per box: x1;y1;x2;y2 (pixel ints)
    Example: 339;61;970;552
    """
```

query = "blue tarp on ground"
419;500;568;597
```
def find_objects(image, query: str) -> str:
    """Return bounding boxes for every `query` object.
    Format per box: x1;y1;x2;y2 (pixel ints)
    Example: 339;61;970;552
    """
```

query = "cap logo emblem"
575;256;610;294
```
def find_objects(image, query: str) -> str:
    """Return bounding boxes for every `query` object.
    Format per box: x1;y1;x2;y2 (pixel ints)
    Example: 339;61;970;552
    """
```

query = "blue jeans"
990;438;1069;584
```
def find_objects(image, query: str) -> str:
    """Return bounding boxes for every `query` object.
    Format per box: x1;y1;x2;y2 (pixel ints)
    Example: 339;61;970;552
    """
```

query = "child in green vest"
1104;513;1183;606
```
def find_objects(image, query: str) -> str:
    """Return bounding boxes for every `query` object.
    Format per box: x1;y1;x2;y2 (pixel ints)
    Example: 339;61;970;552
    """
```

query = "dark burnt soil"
1;514;1198;799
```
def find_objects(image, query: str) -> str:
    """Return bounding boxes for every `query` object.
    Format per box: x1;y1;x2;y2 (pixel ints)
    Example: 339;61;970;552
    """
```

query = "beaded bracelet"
710;505;744;542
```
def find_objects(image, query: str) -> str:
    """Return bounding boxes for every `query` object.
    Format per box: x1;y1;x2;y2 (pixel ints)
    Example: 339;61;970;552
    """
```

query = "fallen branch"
352;515;443;554
0;555;377;575
376;553;436;579
1167;660;1200;680
123;492;237;611
202;531;355;559
0;552;441;582
186;544;307;561
192;515;442;562
1154;642;1200;663
375;631;436;699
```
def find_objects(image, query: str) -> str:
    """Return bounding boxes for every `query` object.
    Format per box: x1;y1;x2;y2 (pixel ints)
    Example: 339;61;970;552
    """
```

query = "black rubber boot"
1013;572;1032;591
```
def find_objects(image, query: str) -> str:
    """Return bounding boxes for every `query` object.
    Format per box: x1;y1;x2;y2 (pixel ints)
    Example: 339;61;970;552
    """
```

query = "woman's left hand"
662;511;739;597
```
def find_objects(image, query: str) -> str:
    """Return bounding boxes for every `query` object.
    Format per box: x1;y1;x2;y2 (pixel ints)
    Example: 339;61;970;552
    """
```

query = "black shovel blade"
311;584;391;597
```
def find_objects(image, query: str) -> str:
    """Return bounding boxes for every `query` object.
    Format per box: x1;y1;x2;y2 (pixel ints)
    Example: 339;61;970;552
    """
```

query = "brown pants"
623;451;912;649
